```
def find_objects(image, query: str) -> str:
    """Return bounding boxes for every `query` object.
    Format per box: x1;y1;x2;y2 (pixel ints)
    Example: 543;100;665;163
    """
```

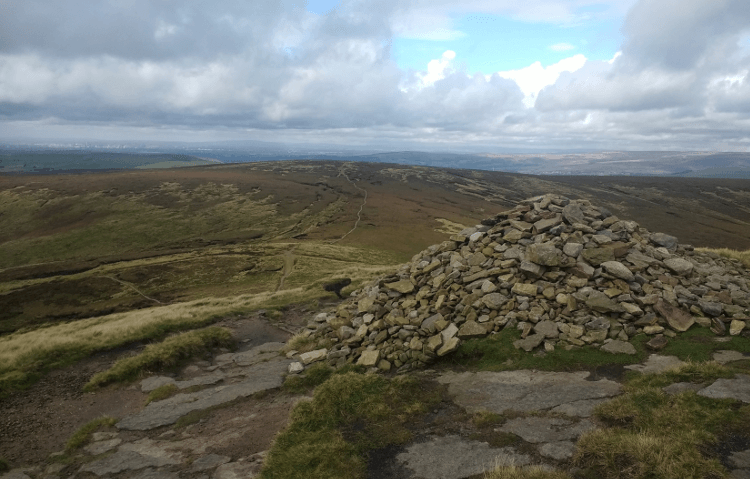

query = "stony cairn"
291;194;750;373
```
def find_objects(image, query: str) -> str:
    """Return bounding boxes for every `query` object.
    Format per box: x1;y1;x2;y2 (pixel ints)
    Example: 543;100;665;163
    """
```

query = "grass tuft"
698;247;750;268
446;328;647;371
84;327;234;391
0;458;8;473
484;465;571;479
65;416;117;452
145;383;179;405
261;372;439;479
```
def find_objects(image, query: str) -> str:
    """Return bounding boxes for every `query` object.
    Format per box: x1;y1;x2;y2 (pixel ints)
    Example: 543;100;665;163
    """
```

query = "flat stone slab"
539;441;577;460
437;370;621;414
625;354;686;374
663;382;704;395
730;449;750;469
698;375;750;403
498;417;596;443
190;454;231;472
397;435;531;479
214;342;285;367
731;470;750;479
79;446;182;476
714;350;747;364
118;358;291;430
141;373;226;393
83;438;122;455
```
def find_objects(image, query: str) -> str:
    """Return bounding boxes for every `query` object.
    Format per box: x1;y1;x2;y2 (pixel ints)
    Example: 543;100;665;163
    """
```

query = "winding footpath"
330;166;367;244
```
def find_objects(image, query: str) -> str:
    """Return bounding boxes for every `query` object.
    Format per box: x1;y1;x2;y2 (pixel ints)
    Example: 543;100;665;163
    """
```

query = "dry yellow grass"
697;247;750;268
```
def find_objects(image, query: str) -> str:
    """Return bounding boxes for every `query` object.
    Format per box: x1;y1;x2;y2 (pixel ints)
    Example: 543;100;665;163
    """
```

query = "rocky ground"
2;311;750;479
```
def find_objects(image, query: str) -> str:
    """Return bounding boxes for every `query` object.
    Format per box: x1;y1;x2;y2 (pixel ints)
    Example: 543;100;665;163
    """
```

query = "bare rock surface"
396;435;532;479
437;370;621;414
698;374;750;403
624;354;686;374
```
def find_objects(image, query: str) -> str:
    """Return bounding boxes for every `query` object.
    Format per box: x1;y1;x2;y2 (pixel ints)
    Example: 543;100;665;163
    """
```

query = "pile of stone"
292;194;750;373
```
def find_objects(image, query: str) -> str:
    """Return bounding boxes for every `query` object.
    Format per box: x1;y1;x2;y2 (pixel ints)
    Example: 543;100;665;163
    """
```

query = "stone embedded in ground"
539;441;578;460
0;472;31;479
698;375;750;403
654;299;694;332
299;349;327;365
730;450;750;469
625;355;686;374
117;357;291;431
213;461;258;479
646;334;669;351
79;441;183;475
396;435;531;479
498;417;596;444
437;370;621;414
513;333;545;352
713;350;747;364
189;454;231;472
84;438;122;455
288;362;304;374
600;340;636;355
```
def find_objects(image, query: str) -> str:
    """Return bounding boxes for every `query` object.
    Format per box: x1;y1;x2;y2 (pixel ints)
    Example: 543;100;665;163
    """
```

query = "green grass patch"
145;383;179;405
65;416;118;452
261;372;440;479
445;328;648;371
659;327;750;362
283;363;367;394
573;361;750;478
84;327;234;391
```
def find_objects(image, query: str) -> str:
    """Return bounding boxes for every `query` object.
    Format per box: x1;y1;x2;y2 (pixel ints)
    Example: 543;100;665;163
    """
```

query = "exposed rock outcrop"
296;194;750;372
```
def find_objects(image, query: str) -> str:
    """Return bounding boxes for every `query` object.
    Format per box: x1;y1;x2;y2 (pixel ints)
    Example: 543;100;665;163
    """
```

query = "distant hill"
0;149;212;173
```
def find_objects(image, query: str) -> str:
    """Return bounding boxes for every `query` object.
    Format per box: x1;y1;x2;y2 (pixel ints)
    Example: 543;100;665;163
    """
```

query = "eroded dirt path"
331;165;368;244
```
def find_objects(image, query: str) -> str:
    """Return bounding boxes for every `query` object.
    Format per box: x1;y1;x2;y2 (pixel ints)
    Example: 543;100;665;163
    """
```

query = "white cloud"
550;42;575;51
497;54;587;107
415;50;456;88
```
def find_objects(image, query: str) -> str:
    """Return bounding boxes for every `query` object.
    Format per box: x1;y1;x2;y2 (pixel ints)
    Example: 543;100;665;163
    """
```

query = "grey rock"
299;348;327;365
526;243;562;266
654;299;694;332
212;462;258;479
651;232;678;250
499;417;596;443
131;468;180;479
520;260;546;279
730;449;750;469
563;242;583;258
625;355;686;374
713;350;747;364
396;435;531;479
731;470;750;479
562;204;586;225
0;472;31;479
664;258;694;275
190;454;232;472
84;438;122;455
288;362;304;374
533;320;559;339
513;333;545;352
663;382;704;395
482;293;508;310
117;358;291;430
437;370;621;414
601;340;637;355
700;301;724;317
539;441;577;460
585;291;623;313
698;375;750;403
79;448;181;476
601;261;634;282
457;321;488;340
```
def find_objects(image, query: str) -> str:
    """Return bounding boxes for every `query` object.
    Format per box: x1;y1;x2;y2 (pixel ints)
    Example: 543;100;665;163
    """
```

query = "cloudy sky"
1;0;749;151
